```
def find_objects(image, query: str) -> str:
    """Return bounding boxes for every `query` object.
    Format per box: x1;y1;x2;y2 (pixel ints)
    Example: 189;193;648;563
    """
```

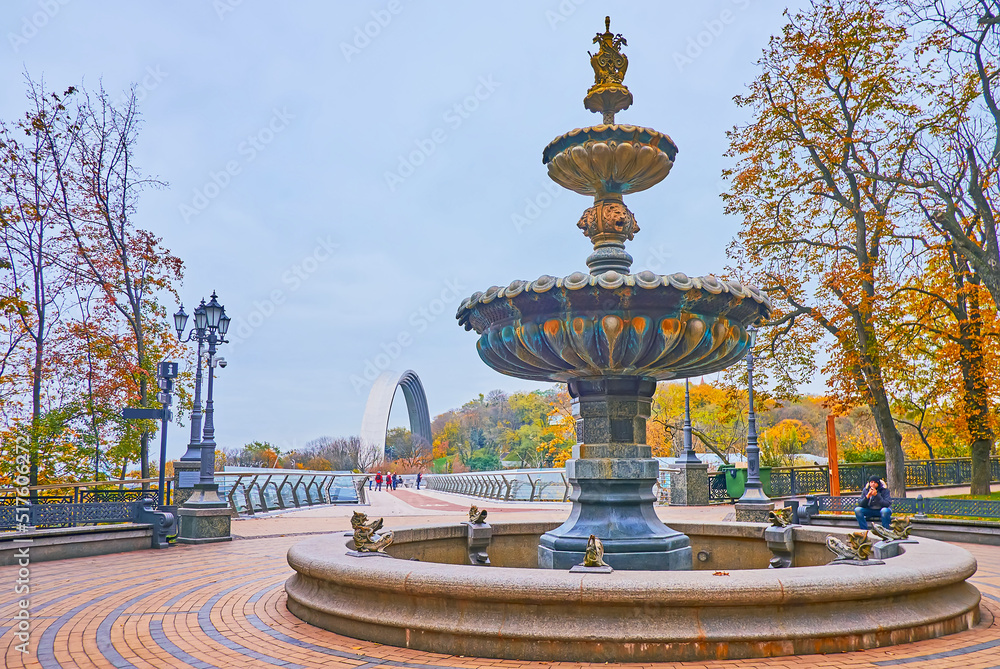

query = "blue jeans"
855;506;891;530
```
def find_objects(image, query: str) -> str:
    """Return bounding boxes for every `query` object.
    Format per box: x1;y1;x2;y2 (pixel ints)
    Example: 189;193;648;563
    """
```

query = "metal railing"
0;499;174;532
424;469;672;503
0;470;370;522
215;469;368;516
424;470;572;502
0;477;171;507
813;494;1000;520
711;457;1000;504
0;478;175;535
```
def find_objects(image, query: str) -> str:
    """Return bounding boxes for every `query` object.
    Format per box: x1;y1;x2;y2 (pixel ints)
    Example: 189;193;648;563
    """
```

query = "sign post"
120;361;178;505
826;415;840;497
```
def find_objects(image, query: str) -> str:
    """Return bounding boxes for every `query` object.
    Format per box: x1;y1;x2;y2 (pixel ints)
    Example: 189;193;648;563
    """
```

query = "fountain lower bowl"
285;519;980;662
456;270;771;382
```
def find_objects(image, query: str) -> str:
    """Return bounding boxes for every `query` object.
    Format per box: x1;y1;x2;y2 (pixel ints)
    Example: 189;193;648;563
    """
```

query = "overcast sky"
3;0;815;459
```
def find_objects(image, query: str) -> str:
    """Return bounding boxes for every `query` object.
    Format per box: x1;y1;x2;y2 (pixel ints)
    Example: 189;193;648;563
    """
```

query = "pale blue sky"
3;0;813;458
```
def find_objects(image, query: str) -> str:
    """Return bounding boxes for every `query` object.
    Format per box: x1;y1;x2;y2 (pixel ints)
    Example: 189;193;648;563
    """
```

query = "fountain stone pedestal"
538;377;692;571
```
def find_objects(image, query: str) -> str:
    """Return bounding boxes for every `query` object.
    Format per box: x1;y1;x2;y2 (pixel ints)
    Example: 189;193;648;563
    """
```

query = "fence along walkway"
216;470;368;516
425;470;574;502
0;471;370;527
426;457;1000;506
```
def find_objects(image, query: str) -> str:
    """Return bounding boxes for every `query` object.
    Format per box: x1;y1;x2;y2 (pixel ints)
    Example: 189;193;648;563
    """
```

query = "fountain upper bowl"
542;124;678;198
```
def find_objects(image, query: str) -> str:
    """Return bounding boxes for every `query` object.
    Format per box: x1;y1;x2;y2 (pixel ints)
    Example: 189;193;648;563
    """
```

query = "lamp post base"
734;496;775;523
172;460;201;506
669;460;710;506
177;485;232;544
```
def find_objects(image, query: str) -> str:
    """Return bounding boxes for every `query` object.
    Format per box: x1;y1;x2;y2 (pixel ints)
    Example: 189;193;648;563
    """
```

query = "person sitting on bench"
854;475;892;530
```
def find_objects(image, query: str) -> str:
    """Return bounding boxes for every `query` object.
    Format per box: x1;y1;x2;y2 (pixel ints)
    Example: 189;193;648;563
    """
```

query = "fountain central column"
538;377;692;570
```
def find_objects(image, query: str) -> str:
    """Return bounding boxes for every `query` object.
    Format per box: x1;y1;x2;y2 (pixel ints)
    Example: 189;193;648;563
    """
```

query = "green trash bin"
720;465;745;498
719;465;772;499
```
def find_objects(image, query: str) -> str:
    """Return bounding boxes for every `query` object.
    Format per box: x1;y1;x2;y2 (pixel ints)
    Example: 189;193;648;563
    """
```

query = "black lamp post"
175;291;233;545
173;300;208;463
680;379;699;464
173;292;229;492
738;324;770;504
198;292;228;490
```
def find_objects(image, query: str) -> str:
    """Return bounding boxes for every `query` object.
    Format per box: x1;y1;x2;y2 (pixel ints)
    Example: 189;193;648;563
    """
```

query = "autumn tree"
47;85;184;482
724;0;920;495
884;1;1000;310
893;239;998;490
836;0;1000;492
0;76;187;488
0;80;83;492
385;426;430;461
649;382;748;462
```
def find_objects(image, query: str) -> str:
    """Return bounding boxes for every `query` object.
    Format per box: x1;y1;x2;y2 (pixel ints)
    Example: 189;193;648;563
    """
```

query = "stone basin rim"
456;270;772;331
284;519;981;661
285;520;977;606
542;123;679;164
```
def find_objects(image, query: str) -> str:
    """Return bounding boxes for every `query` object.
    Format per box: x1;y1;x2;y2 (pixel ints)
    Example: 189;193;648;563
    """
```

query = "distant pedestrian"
395;474;401;490
368;477;373;491
375;471;383;491
416;472;422;490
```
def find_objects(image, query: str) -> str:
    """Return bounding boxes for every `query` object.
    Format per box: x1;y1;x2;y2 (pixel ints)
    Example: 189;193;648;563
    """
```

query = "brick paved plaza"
4;489;1000;669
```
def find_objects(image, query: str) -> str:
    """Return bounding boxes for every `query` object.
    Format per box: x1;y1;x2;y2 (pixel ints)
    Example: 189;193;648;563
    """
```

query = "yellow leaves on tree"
723;0;920;495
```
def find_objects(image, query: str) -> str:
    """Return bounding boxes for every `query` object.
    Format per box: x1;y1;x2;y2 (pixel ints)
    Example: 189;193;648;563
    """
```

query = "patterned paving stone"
3;496;1000;668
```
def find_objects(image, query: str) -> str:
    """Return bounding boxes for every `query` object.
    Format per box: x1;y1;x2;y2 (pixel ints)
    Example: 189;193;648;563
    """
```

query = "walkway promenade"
3;489;1000;668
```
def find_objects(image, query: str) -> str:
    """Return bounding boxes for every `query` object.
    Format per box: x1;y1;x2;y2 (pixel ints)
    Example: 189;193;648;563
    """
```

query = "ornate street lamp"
175;291;232;544
738;324;770;505
197;291;228;490
174;300;209;464
203;292;224;330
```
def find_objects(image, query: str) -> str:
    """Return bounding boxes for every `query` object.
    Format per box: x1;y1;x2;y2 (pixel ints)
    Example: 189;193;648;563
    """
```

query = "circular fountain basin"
285;519;981;662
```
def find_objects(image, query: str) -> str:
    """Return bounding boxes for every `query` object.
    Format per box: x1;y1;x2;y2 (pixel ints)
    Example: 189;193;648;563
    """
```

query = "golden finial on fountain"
585;16;633;124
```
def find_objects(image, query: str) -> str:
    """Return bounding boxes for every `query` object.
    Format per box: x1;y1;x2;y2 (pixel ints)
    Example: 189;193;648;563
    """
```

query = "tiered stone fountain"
284;18;981;662
456;16;769;570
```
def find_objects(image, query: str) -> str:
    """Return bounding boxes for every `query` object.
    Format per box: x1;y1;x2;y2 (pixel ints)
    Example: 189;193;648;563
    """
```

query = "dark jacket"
857;483;891;509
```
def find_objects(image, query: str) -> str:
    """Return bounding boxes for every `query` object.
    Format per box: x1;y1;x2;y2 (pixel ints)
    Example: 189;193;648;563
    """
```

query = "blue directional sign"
121;408;162;420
